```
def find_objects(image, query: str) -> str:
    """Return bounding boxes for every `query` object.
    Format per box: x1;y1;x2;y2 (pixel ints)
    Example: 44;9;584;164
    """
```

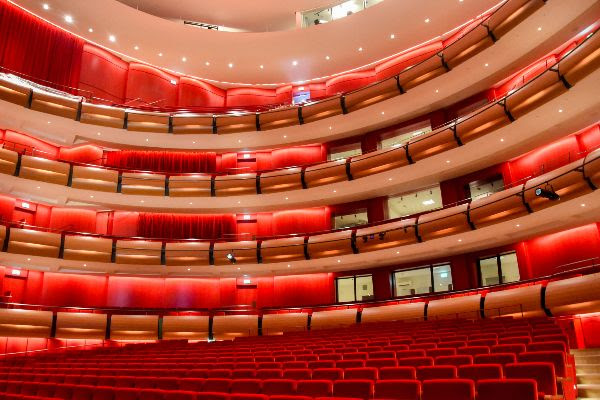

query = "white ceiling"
116;0;337;32
10;0;502;85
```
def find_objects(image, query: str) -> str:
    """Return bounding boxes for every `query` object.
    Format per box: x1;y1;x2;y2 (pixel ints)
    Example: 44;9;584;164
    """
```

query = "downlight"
535;187;559;201
226;252;237;264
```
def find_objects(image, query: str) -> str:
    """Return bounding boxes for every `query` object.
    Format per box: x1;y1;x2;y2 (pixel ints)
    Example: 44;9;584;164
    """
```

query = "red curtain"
104;150;217;173
0;0;83;92
137;213;236;239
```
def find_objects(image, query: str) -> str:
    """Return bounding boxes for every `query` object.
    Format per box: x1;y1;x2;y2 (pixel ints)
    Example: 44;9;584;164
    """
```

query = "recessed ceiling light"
287;264;291;268
390;34;395;39
42;3;49;10
182;57;187;62
140;200;144;203
484;63;489;67
325;55;330;60
458;239;462;242
292;60;298;66
435;89;439;93
158;53;163;57
285;197;289;200
333;190;337;193
425;18;430;23
90;195;94;198
500;138;504;142
581;203;586;207
192;141;196;144
189;202;193;205
88;28;94;33
283;135;287;138
237;201;241;204
446;160;450;164
358;47;363;52
187;268;191;271
329;126;333;130
97;132;101;136
537;27;542;31
558;108;563;113
396;251;400;254
516;224;520;227
109;35;116;42
205;61;210;66
381;111;385;115
134;45;139;50
64;15;73;23
237;267;241;270
36;186;40;189
388;178;392;181
260;65;264;69
238;139;242;143
27;258;31;261
228;63;234;68
145;138;149;142
83;264;87;267
337;260;341;263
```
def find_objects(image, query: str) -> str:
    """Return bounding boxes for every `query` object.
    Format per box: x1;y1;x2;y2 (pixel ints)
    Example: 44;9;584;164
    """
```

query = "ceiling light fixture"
182;57;187;62
88;28;93;33
158;53;163;57
228;63;233;68
259;65;264;69
109;35;116;42
390;34;395;39
537;26;542;31
134;45;139;50
358;47;363;52
325;55;330;60
42;3;49;10
64;15;73;24
425;18;430;23
292;60;298;66
205;61;210;66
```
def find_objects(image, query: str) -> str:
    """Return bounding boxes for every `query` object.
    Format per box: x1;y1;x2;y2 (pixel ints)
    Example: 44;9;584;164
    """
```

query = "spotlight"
378;232;386;240
535;187;559;201
226;252;237;264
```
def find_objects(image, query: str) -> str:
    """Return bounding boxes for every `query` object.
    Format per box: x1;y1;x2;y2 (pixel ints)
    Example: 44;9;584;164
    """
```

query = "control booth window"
336;274;374;302
328;142;362;161
333;209;368;229
478;251;521;286
467;175;504;201
393;263;453;297
388;185;442;219
380;121;432;149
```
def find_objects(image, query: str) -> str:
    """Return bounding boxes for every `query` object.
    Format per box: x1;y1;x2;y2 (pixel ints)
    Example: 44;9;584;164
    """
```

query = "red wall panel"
226;88;277;108
58;145;103;165
375;41;443;81
49;208;97;233
578;124;600;153
125;63;178;107
111;212;139;237
270;145;327;169
3;131;59;159
0;195;15;222
78;44;128;104
219;278;238;308
178;77;226;108
39;273;107;308
271;208;331;236
523;224;600;278
106;276;165;308
164;278;221;309
325;71;376;96
273;274;335;307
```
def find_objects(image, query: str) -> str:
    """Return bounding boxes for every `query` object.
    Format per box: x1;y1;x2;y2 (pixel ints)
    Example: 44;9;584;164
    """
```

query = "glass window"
336;277;356;302
393;263;453;297
394;268;432;297
329;143;362;161
388;186;442;218
478;251;520;286
333;210;368;229
433;264;453;292
336;275;374;302
500;252;520;283
380;122;432;149
468;175;504;201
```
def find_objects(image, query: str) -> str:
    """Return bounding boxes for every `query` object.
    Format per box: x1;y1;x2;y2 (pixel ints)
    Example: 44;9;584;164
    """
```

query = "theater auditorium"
0;0;599;399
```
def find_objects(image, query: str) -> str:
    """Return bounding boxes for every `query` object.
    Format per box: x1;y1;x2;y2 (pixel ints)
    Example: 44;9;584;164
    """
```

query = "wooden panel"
261;236;306;264
110;314;159;340
169;175;212;197
212;315;258;340
484;284;544;318
361;303;425;323
55;312;107;339
546;272;600;316
428;294;481;320
71;166;118;192
0;148;18;176
417;204;470;241
0;309;52;338
19;156;69;186
126;112;169;133
214;174;257;196
310;309;357;330
121;172;165;196
30;91;79;119
162;315;209;340
115;240;162;265
165;241;211;266
63;235;113;263
307;231;353;259
213;241;257;265
356;219;417;253
262;313;308;335
8;228;61;258
80;103;126;129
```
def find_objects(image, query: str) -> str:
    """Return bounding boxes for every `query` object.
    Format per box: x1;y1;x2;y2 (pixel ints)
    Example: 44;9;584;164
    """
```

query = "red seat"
229;394;268;400
532;334;568;347
474;353;517;366
517;352;567;377
476;379;538;400
282;369;311;380
282;362;307;369
196;393;230;400
91;386;115;400
203;378;232;393
490;344;526;355
434;355;472;367
296;380;333;397
369;351;395;359
232;370;256;379
416;366;457;381
138;388;168;400
426;348;456;358
467;339;497;347
270;396;311;400
527;341;567;353
180;378;205;392
320;354;343;361
343;353;368;360
378;367;416;380
308;361;335;369
333;380;373;400
396;350;426;359
456;346;489;356
505;362;557;397
255;369;282;379
365;358;397;368
437;341;466;349
457;364;503;382
262;379;296;396
207;369;233;378
113;388;139;400
397;357;433;367
312;368;343;380
336;360;365;369
231;379;262;394
498;336;531;345
343;367;378;380
421;379;475;400
155;377;179;390
374;380;421;400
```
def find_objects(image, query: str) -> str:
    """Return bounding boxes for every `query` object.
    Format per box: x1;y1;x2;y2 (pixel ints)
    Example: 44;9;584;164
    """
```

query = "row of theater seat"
0;377;550;400
0;147;598;268
0;0;545;134
0;28;597;199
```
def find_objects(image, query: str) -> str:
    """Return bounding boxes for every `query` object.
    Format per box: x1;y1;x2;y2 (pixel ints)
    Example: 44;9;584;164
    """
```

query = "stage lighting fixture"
226;252;237;264
535;187;559;201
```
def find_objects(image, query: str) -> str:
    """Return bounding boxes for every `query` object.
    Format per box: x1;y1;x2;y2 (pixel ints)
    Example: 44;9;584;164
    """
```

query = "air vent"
184;20;219;30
